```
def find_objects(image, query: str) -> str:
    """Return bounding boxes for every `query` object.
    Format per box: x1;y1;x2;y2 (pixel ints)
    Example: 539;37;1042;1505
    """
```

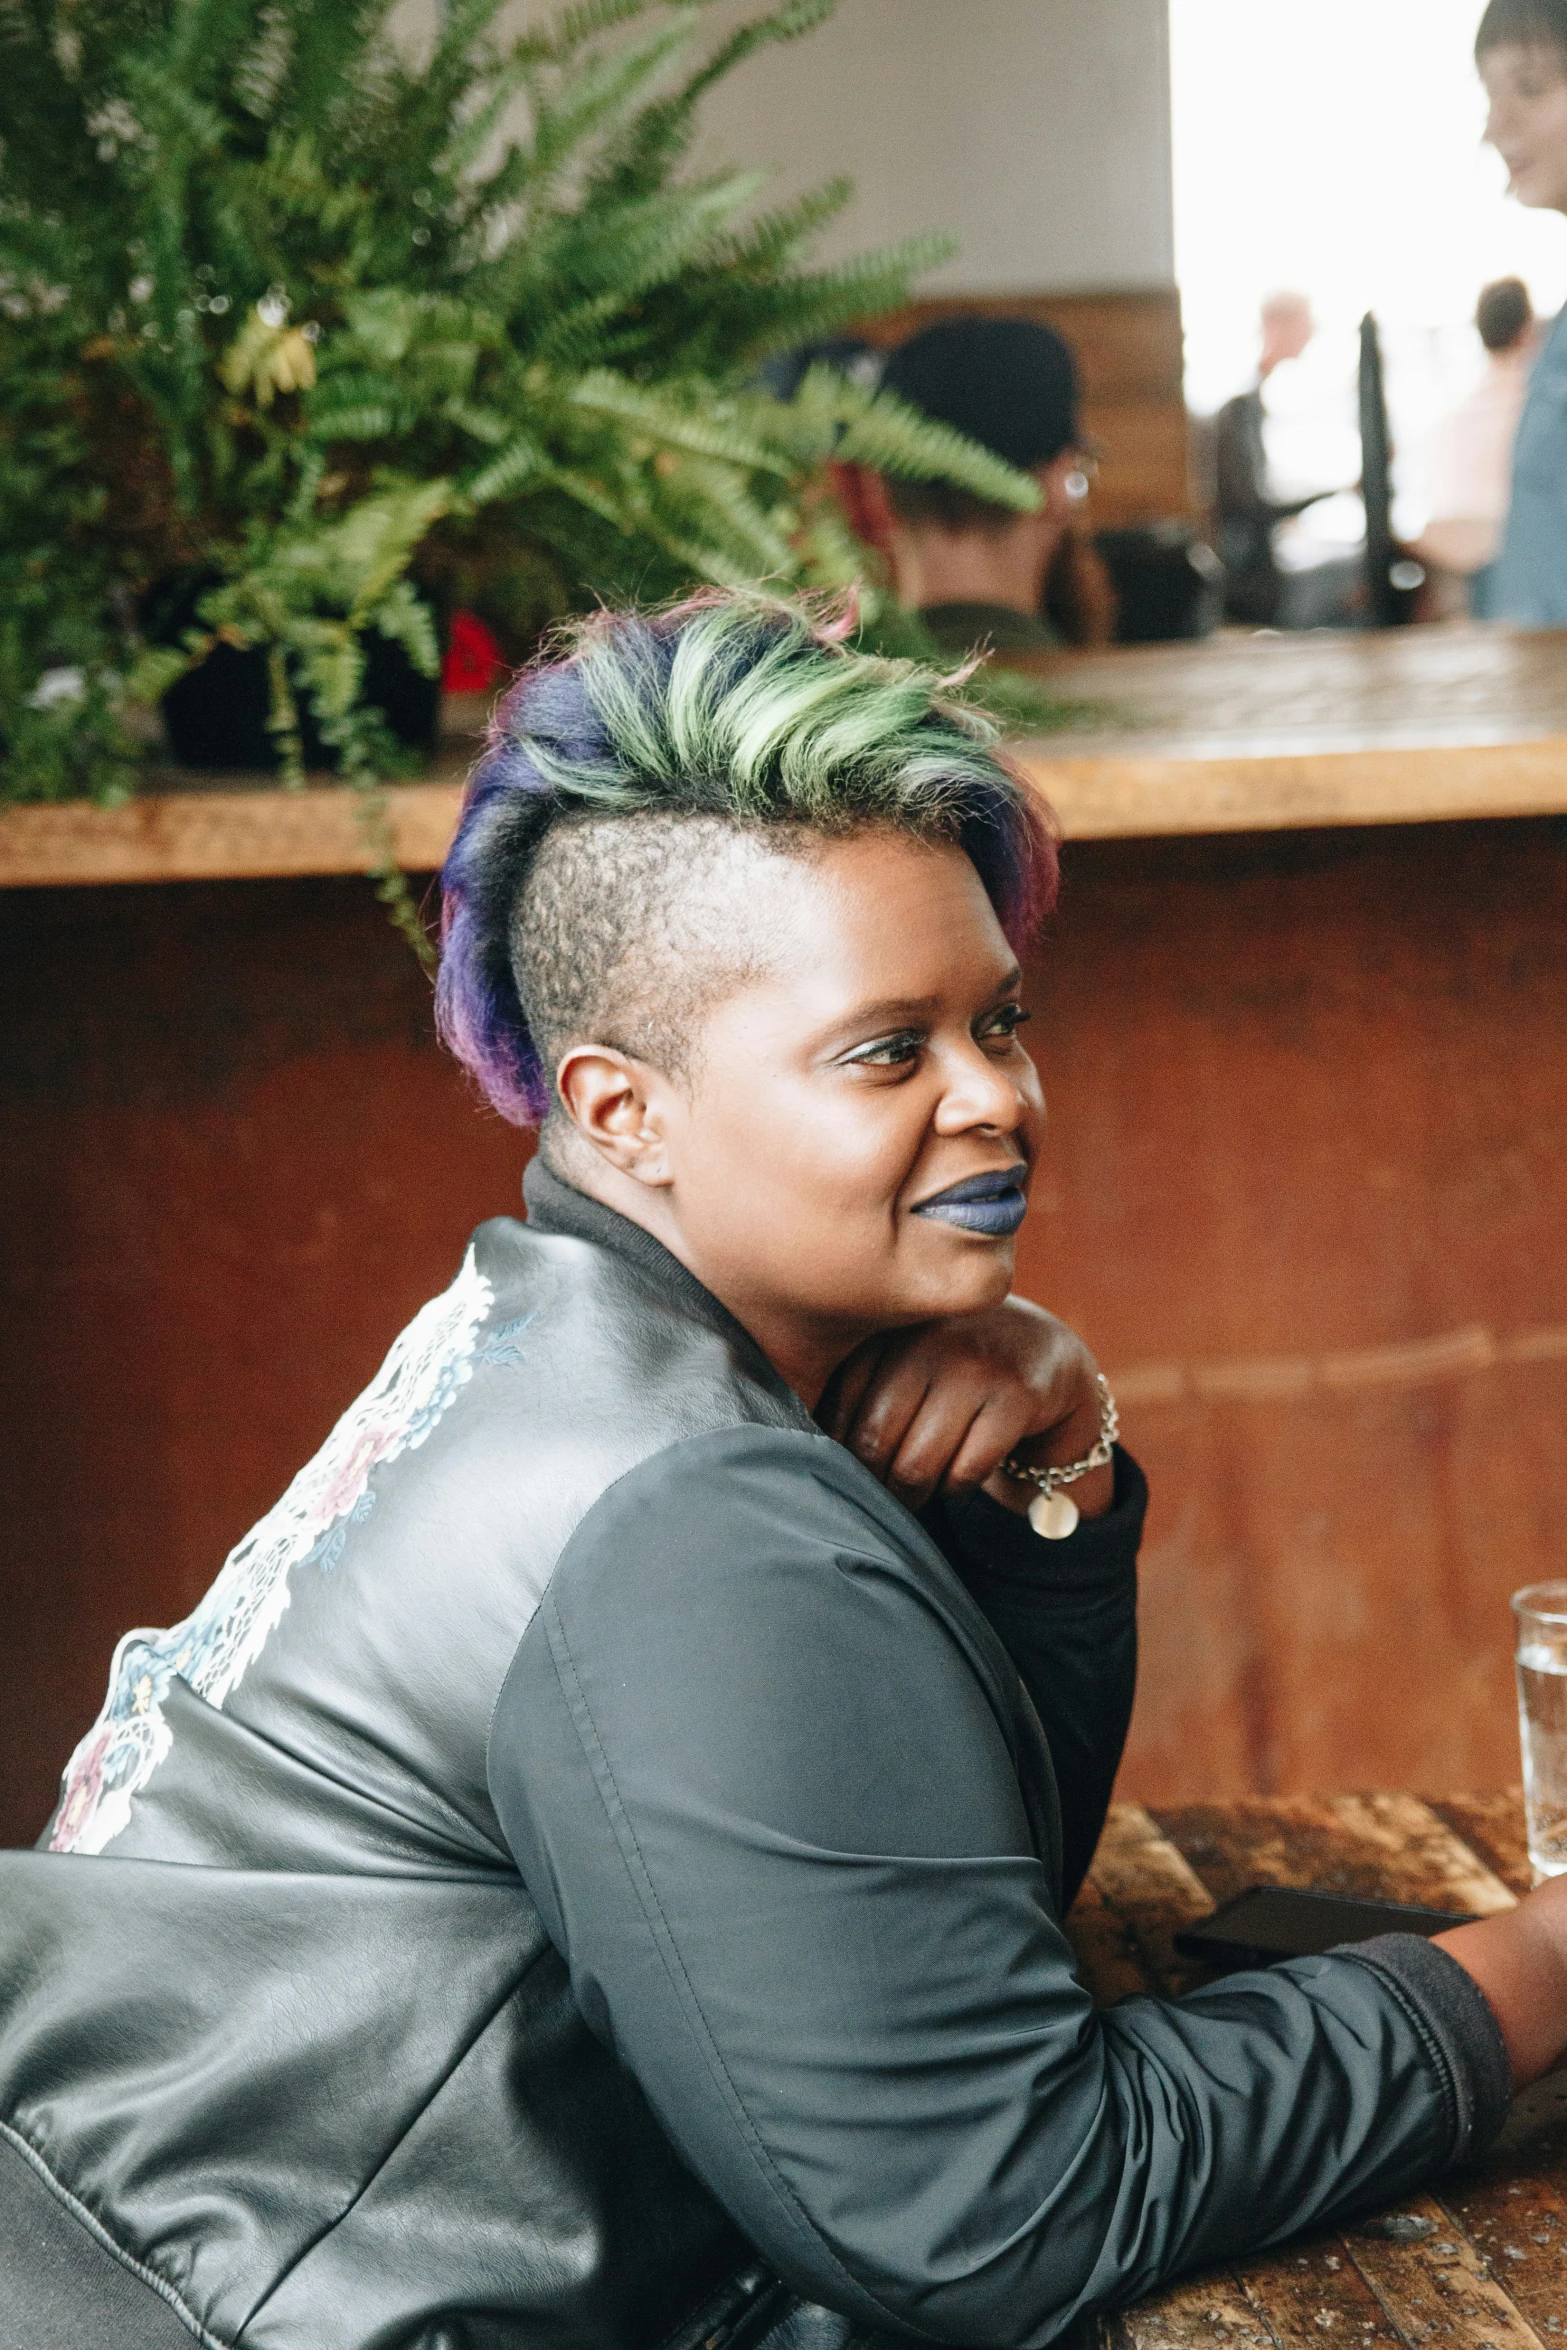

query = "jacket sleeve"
488;1424;1506;2347
926;1446;1145;1908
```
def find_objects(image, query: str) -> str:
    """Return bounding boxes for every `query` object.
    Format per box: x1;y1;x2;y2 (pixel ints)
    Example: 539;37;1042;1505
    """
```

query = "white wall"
396;0;1177;296
690;0;1175;294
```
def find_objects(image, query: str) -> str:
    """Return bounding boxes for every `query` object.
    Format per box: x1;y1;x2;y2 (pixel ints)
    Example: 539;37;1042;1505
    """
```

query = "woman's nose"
933;1045;1029;1135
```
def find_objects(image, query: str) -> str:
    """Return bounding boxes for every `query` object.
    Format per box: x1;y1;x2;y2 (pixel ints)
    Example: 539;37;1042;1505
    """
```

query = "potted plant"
0;0;1059;948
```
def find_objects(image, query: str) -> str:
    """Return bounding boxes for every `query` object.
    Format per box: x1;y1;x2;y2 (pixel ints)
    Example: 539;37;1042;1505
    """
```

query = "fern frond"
520;171;765;310
742;229;958;338
528;288;627;368
707;177;853;276
599;0;836;194
547;0;651;60
568;371;788;471
465;433;546;504
815;371;1041;509
529;18;693;180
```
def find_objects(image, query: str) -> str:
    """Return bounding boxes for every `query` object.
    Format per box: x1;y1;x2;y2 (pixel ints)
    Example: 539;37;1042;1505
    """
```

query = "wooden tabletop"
1068;1790;1567;2347
1029;624;1567;840
4;627;1567;888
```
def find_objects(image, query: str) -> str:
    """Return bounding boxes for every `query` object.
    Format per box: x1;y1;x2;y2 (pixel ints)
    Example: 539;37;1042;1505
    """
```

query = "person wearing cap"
835;316;1113;659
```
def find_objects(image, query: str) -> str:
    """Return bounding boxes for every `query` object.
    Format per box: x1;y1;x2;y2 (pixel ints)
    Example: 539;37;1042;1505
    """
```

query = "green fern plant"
0;0;1069;948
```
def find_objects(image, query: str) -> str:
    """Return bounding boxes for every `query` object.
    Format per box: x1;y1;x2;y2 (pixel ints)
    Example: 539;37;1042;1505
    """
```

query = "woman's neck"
548;1146;865;1411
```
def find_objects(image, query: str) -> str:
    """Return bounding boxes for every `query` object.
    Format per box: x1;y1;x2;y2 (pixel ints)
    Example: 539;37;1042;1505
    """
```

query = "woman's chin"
903;1232;1017;1319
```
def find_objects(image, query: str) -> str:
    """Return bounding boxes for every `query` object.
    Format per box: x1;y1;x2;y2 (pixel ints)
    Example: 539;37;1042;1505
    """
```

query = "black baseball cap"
880;317;1090;471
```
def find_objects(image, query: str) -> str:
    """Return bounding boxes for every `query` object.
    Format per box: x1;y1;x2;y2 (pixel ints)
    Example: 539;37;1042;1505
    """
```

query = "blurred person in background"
1213;291;1316;623
832;316;1116;659
1478;0;1567;621
1416;277;1536;616
1212;292;1360;628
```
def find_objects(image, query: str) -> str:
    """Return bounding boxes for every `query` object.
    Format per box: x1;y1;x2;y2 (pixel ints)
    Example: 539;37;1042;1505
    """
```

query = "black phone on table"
1172;1885;1477;1972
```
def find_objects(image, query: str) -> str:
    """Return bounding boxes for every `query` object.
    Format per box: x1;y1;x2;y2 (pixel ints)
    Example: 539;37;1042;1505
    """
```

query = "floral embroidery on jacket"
50;1248;495;1855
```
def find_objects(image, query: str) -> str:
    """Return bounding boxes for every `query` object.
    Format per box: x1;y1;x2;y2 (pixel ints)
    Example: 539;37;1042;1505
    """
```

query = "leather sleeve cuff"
935;1445;1148;1595
1334;1932;1513;2160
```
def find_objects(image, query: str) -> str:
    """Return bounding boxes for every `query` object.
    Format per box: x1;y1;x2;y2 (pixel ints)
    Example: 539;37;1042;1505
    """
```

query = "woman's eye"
843;1031;922;1069
979;1003;1031;1044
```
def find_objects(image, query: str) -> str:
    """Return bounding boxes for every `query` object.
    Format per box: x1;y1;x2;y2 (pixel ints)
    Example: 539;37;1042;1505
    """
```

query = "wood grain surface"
7;627;1567;886
0;773;467;887
1025;626;1567;840
1069;1792;1567;2347
1034;626;1567;757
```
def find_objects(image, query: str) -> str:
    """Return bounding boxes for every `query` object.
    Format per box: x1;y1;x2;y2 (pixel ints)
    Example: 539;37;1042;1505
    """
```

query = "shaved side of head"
511;814;813;1123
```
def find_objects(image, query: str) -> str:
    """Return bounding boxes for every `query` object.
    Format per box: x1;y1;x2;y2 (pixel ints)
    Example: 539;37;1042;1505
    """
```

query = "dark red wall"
5;818;1565;1846
2;875;524;1847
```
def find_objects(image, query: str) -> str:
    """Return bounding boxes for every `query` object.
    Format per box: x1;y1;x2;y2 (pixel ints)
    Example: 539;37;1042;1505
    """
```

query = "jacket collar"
522;1157;798;1408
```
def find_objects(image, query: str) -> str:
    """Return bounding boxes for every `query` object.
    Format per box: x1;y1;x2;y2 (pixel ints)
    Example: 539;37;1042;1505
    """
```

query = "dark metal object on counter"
1093;523;1224;643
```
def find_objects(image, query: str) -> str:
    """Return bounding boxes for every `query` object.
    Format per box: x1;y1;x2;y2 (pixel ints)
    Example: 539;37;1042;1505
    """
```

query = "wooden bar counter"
3;626;1566;1847
6;626;1567;886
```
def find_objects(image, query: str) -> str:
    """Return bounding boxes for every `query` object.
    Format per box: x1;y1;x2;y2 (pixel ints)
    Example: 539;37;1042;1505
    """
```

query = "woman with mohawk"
2;591;1563;2348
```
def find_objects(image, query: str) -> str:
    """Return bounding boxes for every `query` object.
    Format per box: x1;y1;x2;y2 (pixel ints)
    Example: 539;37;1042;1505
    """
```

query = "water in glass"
1514;1582;1567;1880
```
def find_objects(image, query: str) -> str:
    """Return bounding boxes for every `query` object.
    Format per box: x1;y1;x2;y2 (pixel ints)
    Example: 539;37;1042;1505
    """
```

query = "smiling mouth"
911;1166;1028;1236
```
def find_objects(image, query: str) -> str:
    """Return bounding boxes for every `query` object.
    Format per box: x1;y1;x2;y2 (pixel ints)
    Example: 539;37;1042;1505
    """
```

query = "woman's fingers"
828;1300;1113;1515
880;1387;989;1511
841;1352;937;1479
938;1395;1037;1495
818;1337;885;1442
877;1365;1035;1505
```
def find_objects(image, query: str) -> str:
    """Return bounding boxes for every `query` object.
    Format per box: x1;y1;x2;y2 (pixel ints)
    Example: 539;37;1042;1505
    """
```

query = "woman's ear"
554;1046;673;1187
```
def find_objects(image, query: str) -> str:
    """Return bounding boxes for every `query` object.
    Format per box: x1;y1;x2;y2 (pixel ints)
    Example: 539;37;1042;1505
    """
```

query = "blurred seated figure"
1416;278;1535;615
1214;292;1358;628
836;316;1116;657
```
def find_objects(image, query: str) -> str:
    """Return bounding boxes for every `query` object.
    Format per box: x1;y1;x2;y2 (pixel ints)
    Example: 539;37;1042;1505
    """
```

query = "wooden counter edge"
0;779;467;887
5;736;1567;886
1023;734;1567;840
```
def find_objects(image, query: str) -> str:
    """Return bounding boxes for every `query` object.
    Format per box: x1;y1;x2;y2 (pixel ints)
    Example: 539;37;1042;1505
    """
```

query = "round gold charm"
1028;1490;1080;1540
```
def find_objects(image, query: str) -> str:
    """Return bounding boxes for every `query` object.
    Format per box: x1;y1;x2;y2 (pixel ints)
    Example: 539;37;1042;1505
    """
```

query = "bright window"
1169;0;1567;531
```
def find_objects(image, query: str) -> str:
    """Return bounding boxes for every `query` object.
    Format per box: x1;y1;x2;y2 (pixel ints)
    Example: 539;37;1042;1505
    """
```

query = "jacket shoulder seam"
480;1420;835;1790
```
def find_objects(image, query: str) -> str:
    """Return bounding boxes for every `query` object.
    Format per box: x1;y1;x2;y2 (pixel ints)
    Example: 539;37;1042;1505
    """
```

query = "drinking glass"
1513;1581;1567;1879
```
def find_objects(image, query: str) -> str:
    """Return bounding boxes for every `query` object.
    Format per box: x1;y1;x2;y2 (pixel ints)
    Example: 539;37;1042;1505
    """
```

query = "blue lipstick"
911;1166;1028;1236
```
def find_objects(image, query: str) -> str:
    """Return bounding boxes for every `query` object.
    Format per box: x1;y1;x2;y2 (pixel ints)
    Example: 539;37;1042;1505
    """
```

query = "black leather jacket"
0;1166;1508;2349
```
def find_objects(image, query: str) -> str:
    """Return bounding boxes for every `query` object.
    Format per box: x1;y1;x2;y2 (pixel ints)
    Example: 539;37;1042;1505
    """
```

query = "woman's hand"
819;1297;1114;1520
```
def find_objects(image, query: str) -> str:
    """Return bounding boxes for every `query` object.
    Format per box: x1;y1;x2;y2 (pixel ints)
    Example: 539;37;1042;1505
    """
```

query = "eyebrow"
821;968;1025;1042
